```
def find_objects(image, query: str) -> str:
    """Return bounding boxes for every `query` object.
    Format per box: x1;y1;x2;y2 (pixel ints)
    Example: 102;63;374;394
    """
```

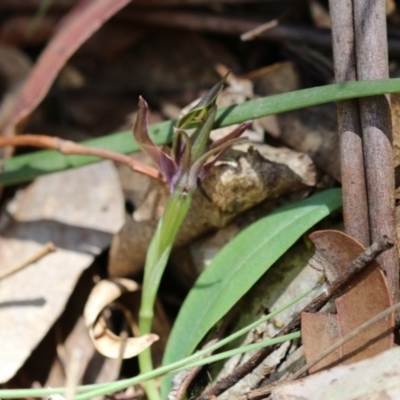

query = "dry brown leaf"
0;160;124;383
84;278;159;359
301;230;394;373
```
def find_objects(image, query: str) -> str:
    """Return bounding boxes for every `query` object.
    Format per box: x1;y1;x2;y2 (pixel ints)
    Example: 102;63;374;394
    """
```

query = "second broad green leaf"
162;188;342;394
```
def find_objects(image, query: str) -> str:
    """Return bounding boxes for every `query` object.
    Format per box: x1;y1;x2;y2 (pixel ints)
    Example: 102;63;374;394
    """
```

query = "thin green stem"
179;331;301;371
75;332;300;400
138;190;193;399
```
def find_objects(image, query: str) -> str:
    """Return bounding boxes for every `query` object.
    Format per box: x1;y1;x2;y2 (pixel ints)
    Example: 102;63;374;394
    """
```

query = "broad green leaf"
2;78;400;186
162;188;342;392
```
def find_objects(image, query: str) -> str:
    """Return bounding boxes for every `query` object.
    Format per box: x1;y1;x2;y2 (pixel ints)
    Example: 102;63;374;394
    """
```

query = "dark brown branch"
0;134;164;182
197;236;393;400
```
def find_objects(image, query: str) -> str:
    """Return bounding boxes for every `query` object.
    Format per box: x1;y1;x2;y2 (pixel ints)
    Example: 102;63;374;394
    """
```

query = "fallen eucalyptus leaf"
84;278;159;359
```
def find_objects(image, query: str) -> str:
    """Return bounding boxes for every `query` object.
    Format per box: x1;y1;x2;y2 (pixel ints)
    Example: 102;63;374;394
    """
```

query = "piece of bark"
108;145;317;277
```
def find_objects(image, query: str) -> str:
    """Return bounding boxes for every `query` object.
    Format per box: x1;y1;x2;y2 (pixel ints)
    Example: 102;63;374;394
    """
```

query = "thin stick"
240;8;291;42
353;0;399;302
238;301;400;400
197;237;393;400
0;134;163;182
329;0;369;246
0;241;56;280
240;19;279;41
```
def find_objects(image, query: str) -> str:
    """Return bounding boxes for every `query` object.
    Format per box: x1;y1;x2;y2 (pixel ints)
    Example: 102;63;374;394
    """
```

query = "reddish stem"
0;134;164;182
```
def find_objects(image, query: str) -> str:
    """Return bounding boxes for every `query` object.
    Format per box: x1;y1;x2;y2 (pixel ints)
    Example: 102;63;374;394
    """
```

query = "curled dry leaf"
84;278;159;359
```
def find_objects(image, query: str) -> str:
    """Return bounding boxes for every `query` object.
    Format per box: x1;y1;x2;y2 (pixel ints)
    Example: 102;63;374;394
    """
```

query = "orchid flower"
134;87;251;194
134;78;251;400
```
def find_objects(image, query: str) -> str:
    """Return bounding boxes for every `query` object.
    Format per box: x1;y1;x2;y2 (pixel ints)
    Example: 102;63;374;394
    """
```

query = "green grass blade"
178;332;301;372
2;78;400;186
162;188;342;391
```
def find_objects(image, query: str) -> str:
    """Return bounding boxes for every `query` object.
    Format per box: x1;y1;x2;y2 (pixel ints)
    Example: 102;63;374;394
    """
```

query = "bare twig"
240;19;279;41
353;0;399;302
0;241;56;280
0;134;163;182
197;237;393;400
329;0;369;247
240;8;291;42
237;301;400;400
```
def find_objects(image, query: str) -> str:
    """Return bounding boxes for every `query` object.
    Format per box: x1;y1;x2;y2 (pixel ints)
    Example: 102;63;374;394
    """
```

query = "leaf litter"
0;1;399;399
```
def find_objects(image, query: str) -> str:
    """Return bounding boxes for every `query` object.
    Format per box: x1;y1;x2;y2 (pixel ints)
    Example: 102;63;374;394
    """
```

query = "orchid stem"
138;190;194;400
135;77;242;400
